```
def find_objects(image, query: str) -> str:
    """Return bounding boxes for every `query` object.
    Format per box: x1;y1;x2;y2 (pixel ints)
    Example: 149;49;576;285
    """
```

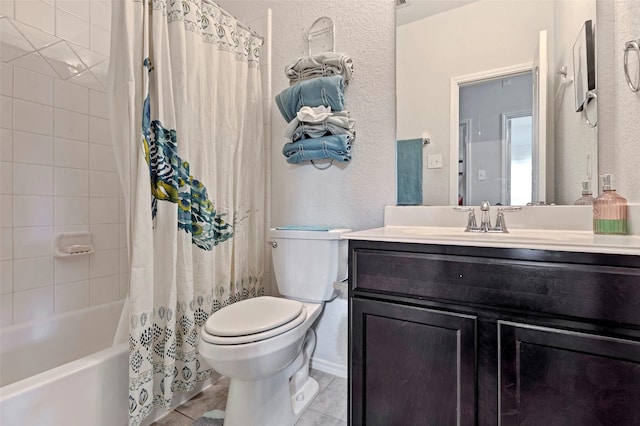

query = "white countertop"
343;226;640;256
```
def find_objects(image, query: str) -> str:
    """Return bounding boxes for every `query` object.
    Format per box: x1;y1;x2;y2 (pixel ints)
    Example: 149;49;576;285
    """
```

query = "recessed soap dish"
55;232;95;257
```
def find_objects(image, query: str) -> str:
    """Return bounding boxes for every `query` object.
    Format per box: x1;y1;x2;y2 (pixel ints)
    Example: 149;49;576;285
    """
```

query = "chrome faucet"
479;200;492;232
454;201;521;233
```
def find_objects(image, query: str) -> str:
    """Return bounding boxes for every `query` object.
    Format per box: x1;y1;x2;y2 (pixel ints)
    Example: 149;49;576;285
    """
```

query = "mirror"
396;0;598;206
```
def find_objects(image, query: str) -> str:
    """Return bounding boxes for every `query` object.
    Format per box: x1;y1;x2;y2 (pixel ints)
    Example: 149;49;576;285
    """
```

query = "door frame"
449;63;533;205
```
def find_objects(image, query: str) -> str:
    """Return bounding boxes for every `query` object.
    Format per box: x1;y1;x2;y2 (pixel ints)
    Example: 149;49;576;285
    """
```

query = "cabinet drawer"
352;248;640;326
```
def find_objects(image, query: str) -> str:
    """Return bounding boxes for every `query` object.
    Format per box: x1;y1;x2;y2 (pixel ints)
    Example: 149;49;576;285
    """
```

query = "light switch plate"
427;154;443;169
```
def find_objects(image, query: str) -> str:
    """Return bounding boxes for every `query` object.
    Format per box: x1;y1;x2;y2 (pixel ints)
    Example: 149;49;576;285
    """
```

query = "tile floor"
150;369;347;426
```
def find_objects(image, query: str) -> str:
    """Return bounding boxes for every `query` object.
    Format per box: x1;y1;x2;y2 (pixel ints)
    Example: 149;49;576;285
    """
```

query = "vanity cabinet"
348;240;640;426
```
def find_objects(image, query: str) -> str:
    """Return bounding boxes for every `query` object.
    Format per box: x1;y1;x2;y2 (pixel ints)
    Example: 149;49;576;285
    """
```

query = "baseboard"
310;357;347;379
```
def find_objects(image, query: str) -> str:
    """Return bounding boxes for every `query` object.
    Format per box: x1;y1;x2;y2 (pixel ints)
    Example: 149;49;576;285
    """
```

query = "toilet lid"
202;296;306;345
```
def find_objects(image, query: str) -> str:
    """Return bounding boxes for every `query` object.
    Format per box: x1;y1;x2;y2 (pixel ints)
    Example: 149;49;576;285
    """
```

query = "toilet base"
222;330;320;426
223;373;319;426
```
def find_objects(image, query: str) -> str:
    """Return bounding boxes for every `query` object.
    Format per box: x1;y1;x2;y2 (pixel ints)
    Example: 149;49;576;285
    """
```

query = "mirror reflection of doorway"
458;72;533;206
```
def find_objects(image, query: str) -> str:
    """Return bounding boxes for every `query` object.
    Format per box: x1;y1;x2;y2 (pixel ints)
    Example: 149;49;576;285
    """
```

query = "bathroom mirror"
396;0;598;206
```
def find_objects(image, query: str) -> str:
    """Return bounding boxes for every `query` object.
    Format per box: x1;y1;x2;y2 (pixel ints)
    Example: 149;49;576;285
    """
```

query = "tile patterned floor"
150;370;347;426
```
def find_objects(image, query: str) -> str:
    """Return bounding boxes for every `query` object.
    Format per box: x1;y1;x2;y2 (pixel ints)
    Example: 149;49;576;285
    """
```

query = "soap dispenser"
593;174;628;235
574;180;595;205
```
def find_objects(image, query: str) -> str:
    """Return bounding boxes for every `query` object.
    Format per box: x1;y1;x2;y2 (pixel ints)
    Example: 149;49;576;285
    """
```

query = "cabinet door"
351;298;476;426
499;321;640;426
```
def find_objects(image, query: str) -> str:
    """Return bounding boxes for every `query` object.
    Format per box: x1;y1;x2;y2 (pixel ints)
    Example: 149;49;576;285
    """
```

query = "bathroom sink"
343;225;640;256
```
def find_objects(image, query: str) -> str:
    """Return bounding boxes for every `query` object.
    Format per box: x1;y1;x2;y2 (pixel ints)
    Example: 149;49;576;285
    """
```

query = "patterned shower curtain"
109;1;264;424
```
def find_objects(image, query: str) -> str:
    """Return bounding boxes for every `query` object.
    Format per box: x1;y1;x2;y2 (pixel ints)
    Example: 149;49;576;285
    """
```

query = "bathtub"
0;300;129;426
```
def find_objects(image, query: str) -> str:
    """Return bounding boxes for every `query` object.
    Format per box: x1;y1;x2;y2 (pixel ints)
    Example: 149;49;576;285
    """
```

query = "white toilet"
199;228;350;426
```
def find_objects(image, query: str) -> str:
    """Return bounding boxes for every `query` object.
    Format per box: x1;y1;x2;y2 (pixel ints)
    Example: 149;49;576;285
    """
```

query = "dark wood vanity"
348;239;640;426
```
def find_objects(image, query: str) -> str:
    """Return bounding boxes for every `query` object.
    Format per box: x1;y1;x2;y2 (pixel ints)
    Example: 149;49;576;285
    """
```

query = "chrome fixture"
454;201;521;233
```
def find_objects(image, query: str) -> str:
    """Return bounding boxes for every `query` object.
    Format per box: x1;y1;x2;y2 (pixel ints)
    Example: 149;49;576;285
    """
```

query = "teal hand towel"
396;139;423;205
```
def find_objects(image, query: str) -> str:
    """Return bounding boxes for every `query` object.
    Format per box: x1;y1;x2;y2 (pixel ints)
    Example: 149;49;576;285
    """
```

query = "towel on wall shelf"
285;52;354;86
282;134;352;164
275;75;345;122
396;138;423;206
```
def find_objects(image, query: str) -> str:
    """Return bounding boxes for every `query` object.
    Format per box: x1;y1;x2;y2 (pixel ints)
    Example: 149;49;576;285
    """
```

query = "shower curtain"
109;1;264;425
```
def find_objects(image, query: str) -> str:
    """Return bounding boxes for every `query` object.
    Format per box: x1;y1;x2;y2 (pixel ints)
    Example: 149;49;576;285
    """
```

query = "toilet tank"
269;228;351;302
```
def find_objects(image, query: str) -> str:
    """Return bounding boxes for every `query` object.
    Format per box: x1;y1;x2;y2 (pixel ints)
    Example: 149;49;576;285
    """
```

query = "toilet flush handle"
267;241;277;248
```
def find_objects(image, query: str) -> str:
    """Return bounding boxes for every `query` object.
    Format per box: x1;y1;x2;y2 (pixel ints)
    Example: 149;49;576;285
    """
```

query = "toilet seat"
201;297;307;345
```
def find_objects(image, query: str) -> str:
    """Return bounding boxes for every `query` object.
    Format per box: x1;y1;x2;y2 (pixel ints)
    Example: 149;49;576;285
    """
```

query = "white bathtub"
0;301;129;426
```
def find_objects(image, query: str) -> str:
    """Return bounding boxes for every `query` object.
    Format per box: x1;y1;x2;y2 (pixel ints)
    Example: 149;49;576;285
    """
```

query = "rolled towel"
285;52;354;85
275;75;345;122
282;134;352;164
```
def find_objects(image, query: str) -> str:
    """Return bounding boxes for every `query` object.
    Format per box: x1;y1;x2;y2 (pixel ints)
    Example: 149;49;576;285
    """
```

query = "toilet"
199;228;350;426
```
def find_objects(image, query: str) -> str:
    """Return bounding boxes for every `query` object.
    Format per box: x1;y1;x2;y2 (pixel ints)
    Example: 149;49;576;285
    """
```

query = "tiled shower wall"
0;0;126;327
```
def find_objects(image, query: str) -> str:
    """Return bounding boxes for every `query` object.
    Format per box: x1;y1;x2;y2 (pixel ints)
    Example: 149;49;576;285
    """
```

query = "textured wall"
598;0;640;202
220;0;396;376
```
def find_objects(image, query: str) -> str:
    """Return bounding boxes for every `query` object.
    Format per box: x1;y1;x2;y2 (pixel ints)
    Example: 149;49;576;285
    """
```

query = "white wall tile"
14;68;54;106
118;197;125;224
119;246;128;273
89;274;118;305
90;223;118;251
13;226;53;259
12;20;59;50
39;41;86;80
89;248;118;278
55;279;89;313
54;137;88;169
90;25;110;56
1;128;12;162
1;162;12;194
13;256;53;291
0;18;33;61
13;130;54;166
0;0;15;19
54;196;89;226
15;0;55;35
54;167;88;196
1;260;13;293
13;163;53;195
0;293;12;326
54;79;89;114
119;272;129;299
13;195;54;227
89;171;120;198
54;253;88;284
0;228;12;260
54;108;88;141
1;95;12;129
56;0;90;21
56;7;91;49
1;62;12;96
13;99;54;135
13;286;54;323
90;197;119;224
88;89;108;118
9;52;58;78
90;1;111;30
88;143;116;172
1;194;12;227
119;222;126;248
88;116;110;145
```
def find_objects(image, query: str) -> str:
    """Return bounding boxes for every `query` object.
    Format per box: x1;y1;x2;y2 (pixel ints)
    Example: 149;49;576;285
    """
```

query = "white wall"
597;0;640;202
220;0;396;376
397;0;554;205
0;0;125;326
552;0;598;204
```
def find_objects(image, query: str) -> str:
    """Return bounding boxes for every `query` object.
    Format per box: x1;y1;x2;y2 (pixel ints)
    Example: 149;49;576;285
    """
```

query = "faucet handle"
494;206;522;232
453;207;477;231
